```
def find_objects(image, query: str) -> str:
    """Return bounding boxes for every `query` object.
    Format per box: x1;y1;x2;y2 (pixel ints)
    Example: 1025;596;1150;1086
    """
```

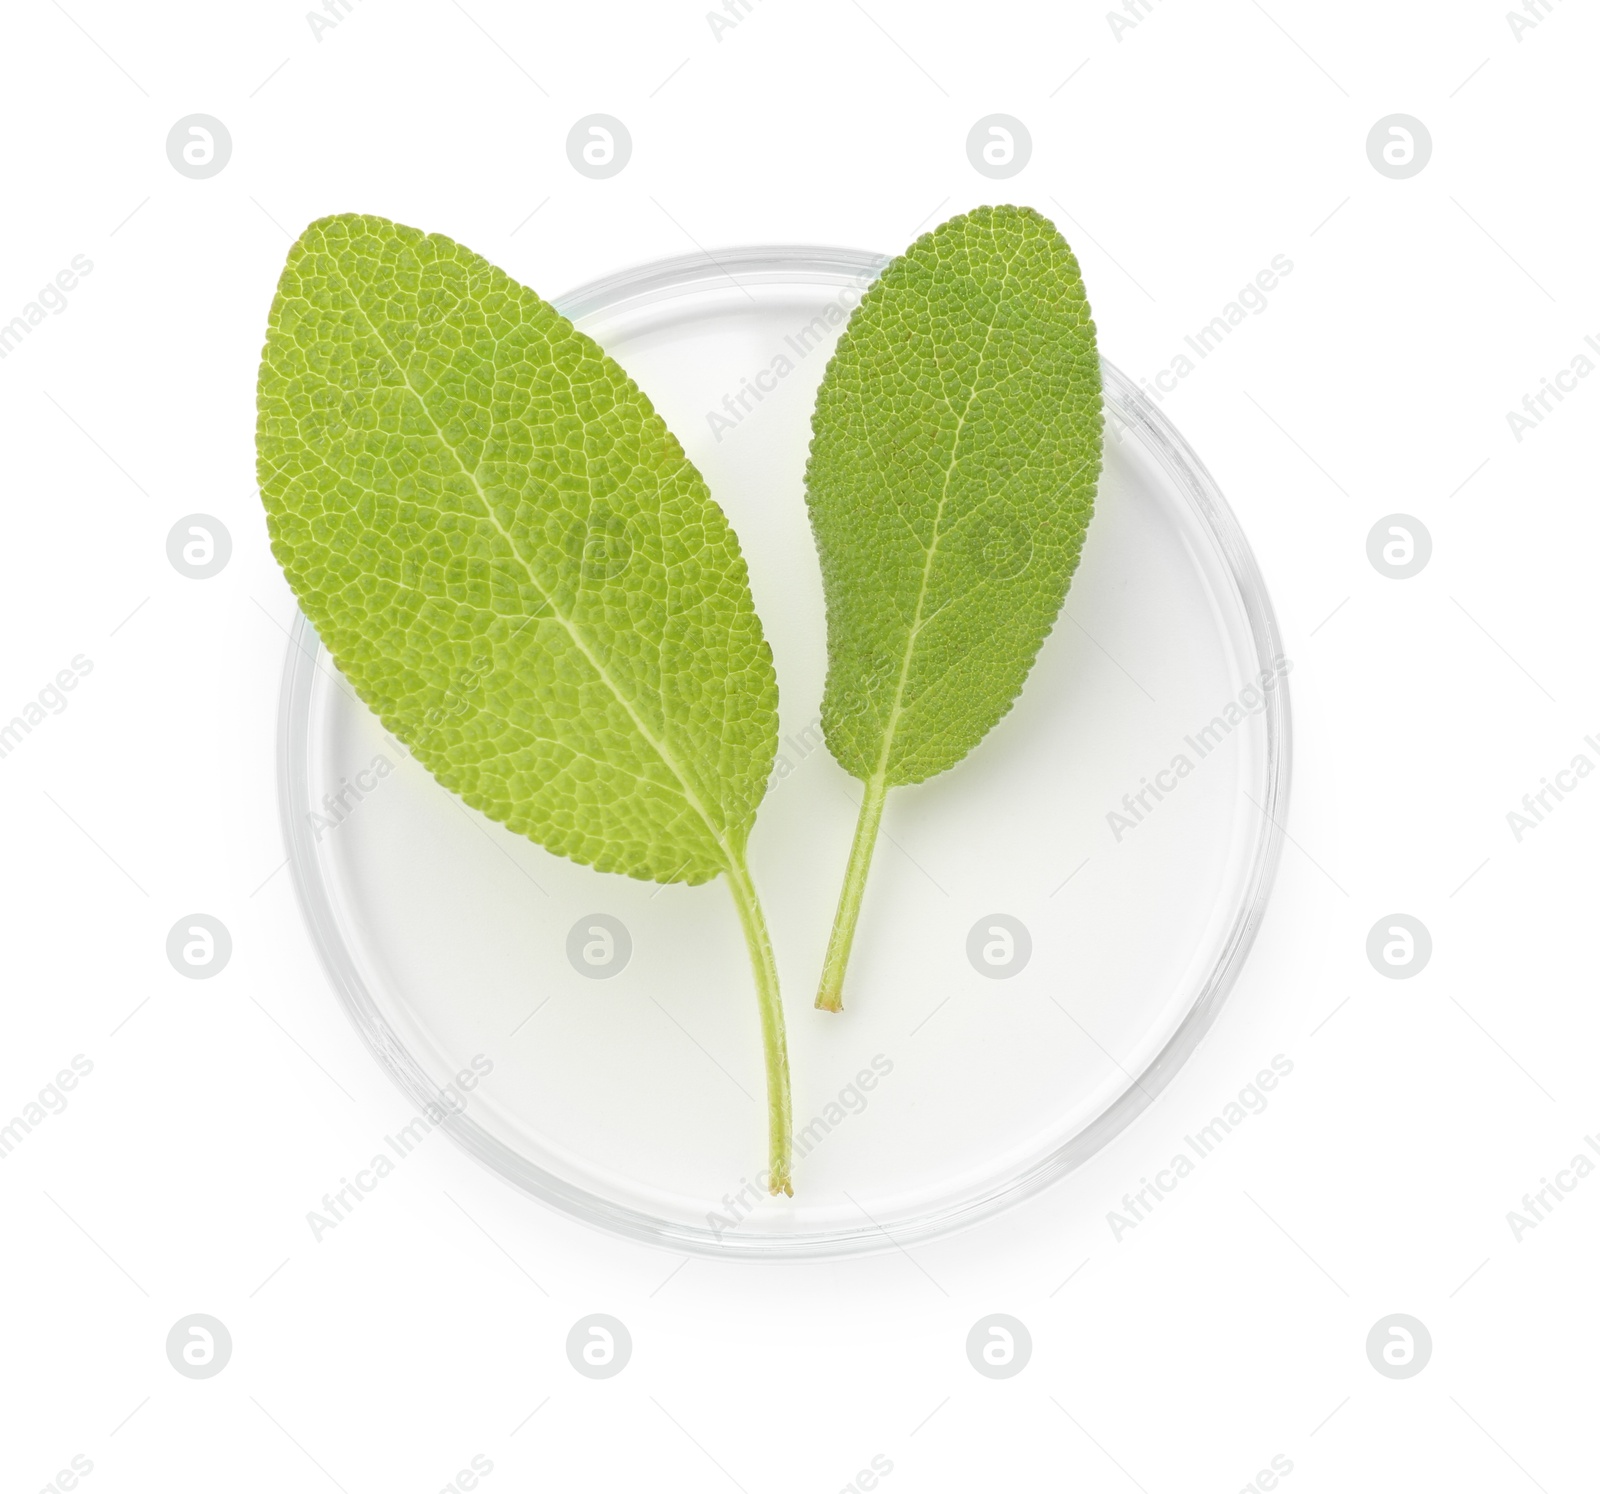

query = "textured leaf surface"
806;205;1102;786
258;213;776;883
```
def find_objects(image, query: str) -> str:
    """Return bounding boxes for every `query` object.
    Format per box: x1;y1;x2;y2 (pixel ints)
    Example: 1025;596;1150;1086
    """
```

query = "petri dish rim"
275;243;1292;1259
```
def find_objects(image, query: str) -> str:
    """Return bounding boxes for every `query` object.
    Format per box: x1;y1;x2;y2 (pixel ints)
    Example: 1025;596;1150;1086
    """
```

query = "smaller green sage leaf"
804;204;1103;1012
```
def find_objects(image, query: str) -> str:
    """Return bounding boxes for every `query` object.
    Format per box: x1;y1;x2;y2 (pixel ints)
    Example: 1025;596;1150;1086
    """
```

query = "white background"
2;1;1596;1489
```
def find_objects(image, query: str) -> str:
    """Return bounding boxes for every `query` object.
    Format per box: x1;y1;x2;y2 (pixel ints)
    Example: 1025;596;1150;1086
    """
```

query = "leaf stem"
723;851;793;1196
814;774;889;1013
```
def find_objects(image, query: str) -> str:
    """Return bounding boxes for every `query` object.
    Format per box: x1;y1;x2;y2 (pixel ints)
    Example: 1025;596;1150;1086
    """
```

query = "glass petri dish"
276;246;1290;1258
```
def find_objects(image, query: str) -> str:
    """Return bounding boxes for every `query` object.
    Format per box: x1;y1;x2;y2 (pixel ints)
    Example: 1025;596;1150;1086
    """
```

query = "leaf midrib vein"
867;249;1015;788
325;263;735;866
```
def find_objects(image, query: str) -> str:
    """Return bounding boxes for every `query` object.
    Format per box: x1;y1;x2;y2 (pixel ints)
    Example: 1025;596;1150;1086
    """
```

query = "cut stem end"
812;775;889;1014
724;852;793;1196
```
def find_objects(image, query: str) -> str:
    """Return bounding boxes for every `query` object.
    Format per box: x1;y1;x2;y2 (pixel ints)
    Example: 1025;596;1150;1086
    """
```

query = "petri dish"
276;246;1290;1258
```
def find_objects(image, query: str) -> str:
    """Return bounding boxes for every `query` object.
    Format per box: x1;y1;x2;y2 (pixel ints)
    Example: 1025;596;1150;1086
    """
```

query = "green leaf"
257;213;777;885
804;204;1103;1010
257;213;794;1191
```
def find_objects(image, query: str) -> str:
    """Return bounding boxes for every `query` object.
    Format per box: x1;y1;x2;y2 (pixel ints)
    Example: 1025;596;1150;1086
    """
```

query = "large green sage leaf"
257;213;778;884
257;213;793;1192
